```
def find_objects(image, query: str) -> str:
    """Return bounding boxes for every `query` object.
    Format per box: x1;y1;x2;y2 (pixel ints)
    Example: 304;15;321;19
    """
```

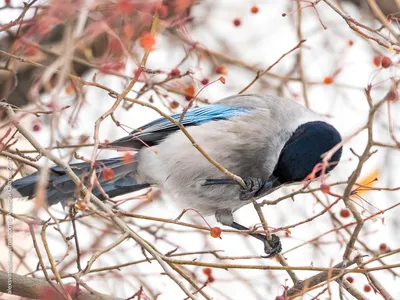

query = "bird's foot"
239;177;264;201
261;234;282;258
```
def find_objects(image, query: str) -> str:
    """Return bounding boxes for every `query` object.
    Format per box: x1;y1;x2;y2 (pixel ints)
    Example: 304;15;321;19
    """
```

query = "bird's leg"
215;209;282;257
231;222;282;257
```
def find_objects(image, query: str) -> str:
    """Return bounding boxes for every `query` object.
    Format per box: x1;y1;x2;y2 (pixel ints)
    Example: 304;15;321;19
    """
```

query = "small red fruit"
203;268;212;276
347;40;354;46
185;86;195;101
122;152;134;164
340;209;350;218
103;168;115;181
379;243;387;251
210;227;222;238
233;18;241;27
201;78;209;85
170;100;179;109
323;76;333;85
364;284;371;292
157;4;169;19
170;68;180;77
219;76;226;84
381;56;392;68
208;275;215;283
346;276;354;283
373;56;381;67
116;0;136;15
251;6;259;14
139;32;155;51
32;123;41;132
24;45;37;56
108;38;123;54
216;65;227;75
76;202;86;210
320;184;330;194
386;89;398;102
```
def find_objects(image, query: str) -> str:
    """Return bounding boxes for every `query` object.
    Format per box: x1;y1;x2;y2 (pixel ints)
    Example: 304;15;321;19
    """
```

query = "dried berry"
233;18;241;27
320;184;330;194
216;65;227;75
251;6;259;14
340;209;350;218
323;76;333;85
203;268;212;276
346;276;354;284
210;227;221;238
381;56;392;68
103;168;115;181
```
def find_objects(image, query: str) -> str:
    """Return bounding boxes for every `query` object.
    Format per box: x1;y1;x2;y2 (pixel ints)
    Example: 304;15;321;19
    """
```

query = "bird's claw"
261;234;282;258
239;177;264;201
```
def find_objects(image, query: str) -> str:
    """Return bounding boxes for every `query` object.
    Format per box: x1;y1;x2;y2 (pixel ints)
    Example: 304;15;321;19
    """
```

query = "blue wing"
108;104;250;149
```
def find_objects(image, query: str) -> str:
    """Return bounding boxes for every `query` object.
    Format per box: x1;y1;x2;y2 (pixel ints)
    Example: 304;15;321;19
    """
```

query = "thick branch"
0;270;118;300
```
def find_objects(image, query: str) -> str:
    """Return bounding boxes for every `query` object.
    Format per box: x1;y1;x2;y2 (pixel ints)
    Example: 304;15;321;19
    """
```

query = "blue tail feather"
12;157;149;206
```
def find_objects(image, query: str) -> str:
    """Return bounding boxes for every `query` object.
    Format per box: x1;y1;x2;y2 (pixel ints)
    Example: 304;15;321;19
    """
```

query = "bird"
11;94;343;256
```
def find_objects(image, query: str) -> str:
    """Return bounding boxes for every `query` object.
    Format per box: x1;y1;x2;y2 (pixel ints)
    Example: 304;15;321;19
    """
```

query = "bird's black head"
272;121;342;184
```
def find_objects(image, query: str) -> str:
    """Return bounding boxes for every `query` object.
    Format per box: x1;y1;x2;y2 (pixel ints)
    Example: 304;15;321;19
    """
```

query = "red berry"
233;18;241;27
379;243;387;251
24;45;37;56
157;4;169;19
373;56;381;67
139;32;155;51
170;100;179;109
215;65;227;75
386;89;398;102
210;227;221;238
116;0;136;15
323;76;333;85
32;123;41;131
347;40;354;46
320;184;330;194
107;38;123;54
122;152;134;164
340;209;350;218
184;86;195;101
251;6;259;14
219;76;226;84
208;275;215;283
364;284;371;292
201;78;209;85
202;268;212;276
170;68;180;77
346;276;354;283
381;56;392;68
103;168;115;181
76;202;86;210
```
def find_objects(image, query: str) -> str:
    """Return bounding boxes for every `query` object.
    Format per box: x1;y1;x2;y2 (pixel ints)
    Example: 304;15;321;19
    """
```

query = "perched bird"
12;94;342;256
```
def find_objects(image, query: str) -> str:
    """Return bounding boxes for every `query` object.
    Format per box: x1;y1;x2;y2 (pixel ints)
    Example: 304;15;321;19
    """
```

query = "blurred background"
1;0;400;299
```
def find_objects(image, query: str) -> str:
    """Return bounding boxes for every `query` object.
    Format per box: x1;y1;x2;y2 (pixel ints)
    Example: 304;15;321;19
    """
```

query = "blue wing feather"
137;105;249;132
109;104;250;149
